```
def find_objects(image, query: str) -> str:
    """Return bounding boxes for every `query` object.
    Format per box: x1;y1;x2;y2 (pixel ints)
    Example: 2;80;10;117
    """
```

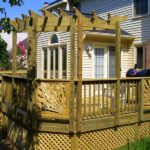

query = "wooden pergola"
10;8;127;148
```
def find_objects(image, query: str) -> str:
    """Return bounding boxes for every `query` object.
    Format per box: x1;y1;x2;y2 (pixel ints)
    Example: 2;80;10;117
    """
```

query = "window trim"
132;0;150;18
134;45;146;69
42;33;67;79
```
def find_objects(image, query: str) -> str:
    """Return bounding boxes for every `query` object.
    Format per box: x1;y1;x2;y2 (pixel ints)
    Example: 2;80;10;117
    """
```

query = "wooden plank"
69;17;76;133
81;113;138;132
84;84;86;117
76;14;83;132
89;83;91;116
138;79;144;121
93;83;96;115
39;122;69;133
27;22;37;78
108;14;128;25
115;21;121;126
12;31;17;75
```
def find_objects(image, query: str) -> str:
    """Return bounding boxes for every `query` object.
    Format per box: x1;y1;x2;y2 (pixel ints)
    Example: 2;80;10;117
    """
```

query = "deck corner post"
115;21;121;127
138;78;144;122
70;133;79;150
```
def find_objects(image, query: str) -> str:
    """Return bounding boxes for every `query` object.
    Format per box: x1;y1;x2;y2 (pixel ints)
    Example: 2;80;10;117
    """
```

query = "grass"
116;138;150;150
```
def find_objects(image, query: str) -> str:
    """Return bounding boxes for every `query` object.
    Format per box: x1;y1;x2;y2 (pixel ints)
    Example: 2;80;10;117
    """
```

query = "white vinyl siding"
37;32;77;79
79;0;150;75
80;0;150;44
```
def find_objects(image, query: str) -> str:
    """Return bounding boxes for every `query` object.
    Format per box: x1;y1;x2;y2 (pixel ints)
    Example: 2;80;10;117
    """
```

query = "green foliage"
116;138;150;150
2;0;23;6
0;36;9;69
0;0;23;33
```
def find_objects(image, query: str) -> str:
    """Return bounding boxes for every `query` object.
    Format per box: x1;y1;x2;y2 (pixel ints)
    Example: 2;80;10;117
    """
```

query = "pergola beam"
11;8;124;32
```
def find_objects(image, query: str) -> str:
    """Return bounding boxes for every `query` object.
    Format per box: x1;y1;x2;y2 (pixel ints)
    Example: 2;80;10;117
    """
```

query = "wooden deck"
0;75;150;132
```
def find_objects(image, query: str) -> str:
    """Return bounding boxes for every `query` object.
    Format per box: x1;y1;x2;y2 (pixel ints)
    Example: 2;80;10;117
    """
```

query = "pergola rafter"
10;8;127;33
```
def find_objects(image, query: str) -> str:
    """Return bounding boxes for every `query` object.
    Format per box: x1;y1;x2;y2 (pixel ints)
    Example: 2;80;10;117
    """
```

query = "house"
37;0;135;79
73;0;150;70
1;1;150;150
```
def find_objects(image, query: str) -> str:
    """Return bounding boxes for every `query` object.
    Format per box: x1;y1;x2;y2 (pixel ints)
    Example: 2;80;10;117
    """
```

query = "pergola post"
27;29;37;78
69;16;79;150
12;31;17;75
27;11;39;78
69;17;76;132
115;21;121;126
76;11;83;133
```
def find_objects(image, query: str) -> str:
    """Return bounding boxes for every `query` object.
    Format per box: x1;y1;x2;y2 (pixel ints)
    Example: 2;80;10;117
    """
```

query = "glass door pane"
109;46;115;78
62;47;67;79
94;48;104;78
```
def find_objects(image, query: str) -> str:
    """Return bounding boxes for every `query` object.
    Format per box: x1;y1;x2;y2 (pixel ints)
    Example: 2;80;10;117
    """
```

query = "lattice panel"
35;82;69;113
79;124;136;150
144;79;150;106
139;122;150;138
38;133;71;150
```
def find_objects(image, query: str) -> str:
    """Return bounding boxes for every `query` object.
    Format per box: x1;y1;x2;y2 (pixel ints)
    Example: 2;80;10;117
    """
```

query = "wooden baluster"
131;81;134;111
135;81;138;111
127;82;130;112
106;82;109;115
124;81;127;112
102;83;104;115
84;83;86;117
89;83;91;117
98;82;101;116
93;82;96;116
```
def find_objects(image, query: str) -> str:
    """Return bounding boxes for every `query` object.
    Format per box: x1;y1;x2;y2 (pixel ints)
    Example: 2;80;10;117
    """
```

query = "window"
108;46;116;78
136;46;145;68
51;34;59;44
94;45;118;78
134;0;148;16
43;34;67;79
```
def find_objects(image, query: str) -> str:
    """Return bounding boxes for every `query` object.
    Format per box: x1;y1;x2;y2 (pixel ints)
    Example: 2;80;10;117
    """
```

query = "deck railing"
76;79;117;120
2;76;31;114
1;75;150;132
75;78;142;121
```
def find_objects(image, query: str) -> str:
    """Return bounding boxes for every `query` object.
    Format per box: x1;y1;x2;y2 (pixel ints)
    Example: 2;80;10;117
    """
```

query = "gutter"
45;0;67;10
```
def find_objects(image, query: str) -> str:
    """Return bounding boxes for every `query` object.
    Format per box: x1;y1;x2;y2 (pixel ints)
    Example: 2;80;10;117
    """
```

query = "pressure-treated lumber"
139;79;144;121
10;8;127;32
12;31;17;75
115;21;121;127
69;17;76;133
75;7;83;132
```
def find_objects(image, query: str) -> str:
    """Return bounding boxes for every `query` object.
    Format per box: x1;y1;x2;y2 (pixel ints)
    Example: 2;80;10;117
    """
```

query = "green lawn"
116;138;150;150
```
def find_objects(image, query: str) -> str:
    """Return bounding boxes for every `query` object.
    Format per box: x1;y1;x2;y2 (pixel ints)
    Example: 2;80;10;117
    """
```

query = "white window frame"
93;42;123;78
132;0;150;18
134;45;146;69
42;42;67;79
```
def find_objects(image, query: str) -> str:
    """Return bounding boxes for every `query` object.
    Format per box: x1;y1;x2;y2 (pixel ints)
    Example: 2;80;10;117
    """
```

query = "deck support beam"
115;21;121;127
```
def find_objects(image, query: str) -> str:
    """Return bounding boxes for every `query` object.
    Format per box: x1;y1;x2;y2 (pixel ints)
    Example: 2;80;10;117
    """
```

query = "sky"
0;0;53;19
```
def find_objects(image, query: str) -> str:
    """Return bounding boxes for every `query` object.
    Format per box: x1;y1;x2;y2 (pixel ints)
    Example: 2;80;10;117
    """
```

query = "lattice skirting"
4;116;150;150
79;122;150;150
